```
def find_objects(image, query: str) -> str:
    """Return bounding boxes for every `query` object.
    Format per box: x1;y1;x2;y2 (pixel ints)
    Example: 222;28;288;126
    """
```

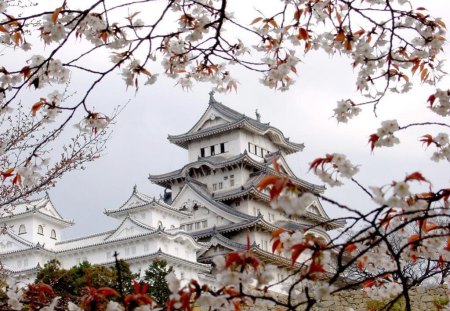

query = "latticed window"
37;225;44;235
18;224;26;234
51;229;56;239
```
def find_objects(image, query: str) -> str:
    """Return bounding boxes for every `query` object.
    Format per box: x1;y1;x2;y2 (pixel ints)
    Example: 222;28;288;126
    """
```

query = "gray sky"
30;1;450;239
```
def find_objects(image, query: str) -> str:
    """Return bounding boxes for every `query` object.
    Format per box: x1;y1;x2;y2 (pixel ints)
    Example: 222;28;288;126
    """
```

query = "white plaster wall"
233;230;273;252
144;208;180;229
238;131;279;160
2;216;65;249
246;200;283;223
188;131;240;162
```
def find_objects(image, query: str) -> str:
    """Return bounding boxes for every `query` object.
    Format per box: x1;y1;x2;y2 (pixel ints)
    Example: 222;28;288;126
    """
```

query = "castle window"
218;182;223;190
51;229;56;240
220;143;225;153
230;175;235;187
37;225;44;235
212;183;217;191
202;220;208;228
187;224;193;231
235;201;240;207
210;145;215;156
195;222;200;229
200;147;205;157
180;225;185;230
18;224;26;235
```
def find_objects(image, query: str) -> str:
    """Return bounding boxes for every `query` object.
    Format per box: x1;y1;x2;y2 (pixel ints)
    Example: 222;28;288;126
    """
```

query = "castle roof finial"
133;184;137;193
255;109;261;122
209;90;218;104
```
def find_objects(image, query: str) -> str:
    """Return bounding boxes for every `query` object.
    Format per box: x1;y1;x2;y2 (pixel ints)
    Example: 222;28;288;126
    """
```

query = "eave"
168;118;304;155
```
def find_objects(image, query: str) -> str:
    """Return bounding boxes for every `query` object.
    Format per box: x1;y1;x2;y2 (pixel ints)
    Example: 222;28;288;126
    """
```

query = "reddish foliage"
368;134;379;152
404;171;428;183
309;154;333;172
420;134;436;147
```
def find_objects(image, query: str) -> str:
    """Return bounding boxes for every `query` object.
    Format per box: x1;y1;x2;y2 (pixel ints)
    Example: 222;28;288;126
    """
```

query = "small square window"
187;224;193;231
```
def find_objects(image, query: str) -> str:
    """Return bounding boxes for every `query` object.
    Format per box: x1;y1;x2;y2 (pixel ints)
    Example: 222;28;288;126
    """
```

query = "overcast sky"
20;1;448;239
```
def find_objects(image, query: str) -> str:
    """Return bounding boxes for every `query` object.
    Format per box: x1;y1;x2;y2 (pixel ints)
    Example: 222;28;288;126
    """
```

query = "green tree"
143;260;173;306
111;259;137;295
35;259;77;297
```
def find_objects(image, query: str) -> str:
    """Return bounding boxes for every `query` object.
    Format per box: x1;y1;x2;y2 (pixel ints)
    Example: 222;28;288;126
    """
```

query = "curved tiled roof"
184;180;253;221
55;225;203;253
149;152;325;193
167;98;304;154
104;186;190;218
192;216;279;239
0;195;73;226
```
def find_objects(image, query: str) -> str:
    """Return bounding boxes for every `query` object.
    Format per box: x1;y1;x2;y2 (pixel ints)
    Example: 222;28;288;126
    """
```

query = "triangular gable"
190;104;235;133
171;183;250;224
198;235;245;258
104;216;154;241
0;231;34;254
268;156;296;177
305;197;330;220
37;197;64;219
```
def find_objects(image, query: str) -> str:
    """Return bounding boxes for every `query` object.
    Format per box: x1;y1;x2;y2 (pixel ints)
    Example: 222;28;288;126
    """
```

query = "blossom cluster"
309;153;359;187
369;120;400;151
421;133;450;162
428;89;450;117
333;99;362;123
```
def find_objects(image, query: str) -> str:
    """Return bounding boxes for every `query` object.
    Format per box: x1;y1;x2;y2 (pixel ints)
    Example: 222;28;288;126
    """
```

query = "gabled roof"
167;92;304;154
103;215;155;241
99;249;210;273
104;186;190;219
191;215;279;239
0;230;35;254
171;179;253;223
0;194;73;227
149;151;324;193
55;224;204;253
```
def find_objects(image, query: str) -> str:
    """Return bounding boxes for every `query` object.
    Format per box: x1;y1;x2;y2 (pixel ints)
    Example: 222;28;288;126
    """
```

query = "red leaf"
368;134;379;152
13;174;21;185
363;279;376;288
1;168;15;180
257;175;278;191
344;243;357;254
272;239;282;254
420;134;435;147
291;243;308;264
404;171;428;183
309;154;333;172
97;287;119;297
225;252;242;268
133;280;140;294
271;228;285;239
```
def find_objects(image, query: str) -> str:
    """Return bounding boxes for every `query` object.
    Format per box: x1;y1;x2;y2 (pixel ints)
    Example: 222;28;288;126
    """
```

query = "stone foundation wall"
310;285;449;311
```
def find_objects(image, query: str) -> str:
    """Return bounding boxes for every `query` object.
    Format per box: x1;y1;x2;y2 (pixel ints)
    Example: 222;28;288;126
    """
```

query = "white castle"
0;93;343;290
